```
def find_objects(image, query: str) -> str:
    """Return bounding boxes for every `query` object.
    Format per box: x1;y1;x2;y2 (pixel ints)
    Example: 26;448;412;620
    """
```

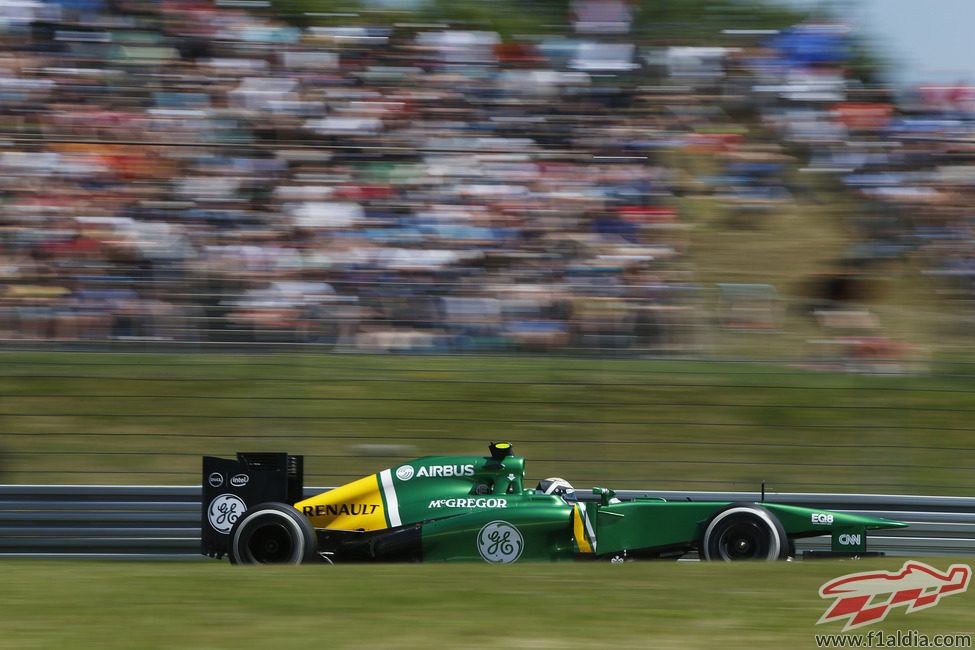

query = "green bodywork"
391;453;530;526
322;448;907;563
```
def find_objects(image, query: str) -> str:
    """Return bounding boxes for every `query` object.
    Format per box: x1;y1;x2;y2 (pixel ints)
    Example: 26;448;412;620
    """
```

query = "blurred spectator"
0;1;960;360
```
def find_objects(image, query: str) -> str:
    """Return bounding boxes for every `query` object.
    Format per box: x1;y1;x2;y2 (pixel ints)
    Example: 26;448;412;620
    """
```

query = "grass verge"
2;558;973;649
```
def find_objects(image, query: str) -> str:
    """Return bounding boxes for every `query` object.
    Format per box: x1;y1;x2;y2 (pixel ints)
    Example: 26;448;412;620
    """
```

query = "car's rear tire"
700;504;788;561
229;502;317;565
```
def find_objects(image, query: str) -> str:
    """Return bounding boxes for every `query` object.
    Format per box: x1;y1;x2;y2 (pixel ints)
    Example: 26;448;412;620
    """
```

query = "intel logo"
230;474;250;487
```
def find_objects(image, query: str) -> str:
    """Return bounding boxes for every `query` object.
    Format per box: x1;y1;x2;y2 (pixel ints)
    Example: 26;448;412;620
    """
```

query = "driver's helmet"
536;477;575;500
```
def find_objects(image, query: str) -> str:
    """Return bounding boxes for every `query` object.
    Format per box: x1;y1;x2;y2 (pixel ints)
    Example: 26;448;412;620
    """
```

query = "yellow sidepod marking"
294;474;388;531
572;503;596;554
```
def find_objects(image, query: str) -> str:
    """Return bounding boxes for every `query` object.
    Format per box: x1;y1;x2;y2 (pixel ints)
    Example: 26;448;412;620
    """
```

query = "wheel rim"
243;521;297;563
716;520;767;560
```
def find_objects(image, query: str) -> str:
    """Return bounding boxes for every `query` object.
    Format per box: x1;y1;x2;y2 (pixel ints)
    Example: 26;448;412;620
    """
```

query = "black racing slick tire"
700;504;789;561
228;502;317;565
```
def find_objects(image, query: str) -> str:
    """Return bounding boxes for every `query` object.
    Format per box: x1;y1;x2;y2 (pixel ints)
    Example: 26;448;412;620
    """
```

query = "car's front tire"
228;502;317;565
700;504;788;561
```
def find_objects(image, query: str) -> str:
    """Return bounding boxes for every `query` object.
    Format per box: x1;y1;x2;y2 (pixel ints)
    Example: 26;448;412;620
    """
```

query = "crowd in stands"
0;0;971;354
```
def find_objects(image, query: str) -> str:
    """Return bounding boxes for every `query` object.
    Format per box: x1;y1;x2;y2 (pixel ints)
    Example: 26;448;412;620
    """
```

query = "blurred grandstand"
0;0;972;363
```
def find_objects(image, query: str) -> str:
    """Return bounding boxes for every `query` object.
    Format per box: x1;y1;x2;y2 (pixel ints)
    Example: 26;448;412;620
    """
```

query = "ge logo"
395;465;414;481
477;520;524;564
207;494;246;534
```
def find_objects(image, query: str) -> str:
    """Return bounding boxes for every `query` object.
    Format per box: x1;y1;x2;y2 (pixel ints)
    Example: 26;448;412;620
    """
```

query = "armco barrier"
0;485;973;559
0;485;203;559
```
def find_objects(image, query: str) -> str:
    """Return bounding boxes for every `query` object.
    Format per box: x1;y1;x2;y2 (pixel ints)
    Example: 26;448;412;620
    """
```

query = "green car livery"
201;443;906;564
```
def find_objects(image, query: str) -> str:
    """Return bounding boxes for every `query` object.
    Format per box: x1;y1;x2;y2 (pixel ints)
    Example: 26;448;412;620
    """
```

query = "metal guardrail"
0;485;203;560
1;485;972;560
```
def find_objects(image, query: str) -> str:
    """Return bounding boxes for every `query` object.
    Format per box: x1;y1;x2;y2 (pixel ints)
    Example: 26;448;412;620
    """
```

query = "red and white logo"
818;561;971;631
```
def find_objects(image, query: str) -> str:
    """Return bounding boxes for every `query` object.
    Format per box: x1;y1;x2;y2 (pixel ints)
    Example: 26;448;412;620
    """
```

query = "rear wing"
201;452;304;559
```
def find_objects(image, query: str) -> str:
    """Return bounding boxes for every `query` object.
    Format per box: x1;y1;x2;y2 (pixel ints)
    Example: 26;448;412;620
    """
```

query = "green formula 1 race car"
201;443;906;564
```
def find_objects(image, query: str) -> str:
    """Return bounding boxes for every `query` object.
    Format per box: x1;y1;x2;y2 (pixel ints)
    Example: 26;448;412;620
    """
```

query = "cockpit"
535;477;576;502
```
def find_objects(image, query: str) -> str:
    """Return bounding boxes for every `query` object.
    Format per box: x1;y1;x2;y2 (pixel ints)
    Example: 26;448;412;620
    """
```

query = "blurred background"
3;0;975;493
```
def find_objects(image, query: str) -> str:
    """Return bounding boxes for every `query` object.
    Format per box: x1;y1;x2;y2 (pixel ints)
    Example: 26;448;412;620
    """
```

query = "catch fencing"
0;484;972;560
